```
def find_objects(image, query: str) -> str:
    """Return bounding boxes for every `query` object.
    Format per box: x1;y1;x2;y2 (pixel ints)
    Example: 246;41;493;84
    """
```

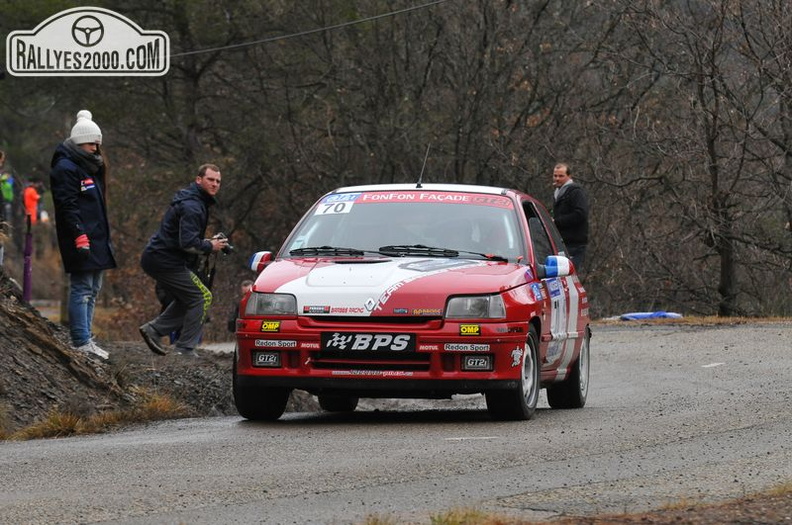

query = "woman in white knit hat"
49;110;116;360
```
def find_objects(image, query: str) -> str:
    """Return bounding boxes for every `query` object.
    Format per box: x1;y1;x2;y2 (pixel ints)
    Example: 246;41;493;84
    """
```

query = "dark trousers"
144;267;212;351
566;243;587;273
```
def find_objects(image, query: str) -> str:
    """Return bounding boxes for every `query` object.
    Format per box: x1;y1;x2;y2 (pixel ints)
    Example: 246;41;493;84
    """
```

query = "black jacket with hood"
141;182;216;274
49;141;117;273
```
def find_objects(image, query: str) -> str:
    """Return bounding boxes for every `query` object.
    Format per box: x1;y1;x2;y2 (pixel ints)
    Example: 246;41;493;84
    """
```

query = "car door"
524;201;580;374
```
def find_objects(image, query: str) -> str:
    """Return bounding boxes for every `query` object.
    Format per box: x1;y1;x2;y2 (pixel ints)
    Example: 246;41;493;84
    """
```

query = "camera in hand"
213;232;235;255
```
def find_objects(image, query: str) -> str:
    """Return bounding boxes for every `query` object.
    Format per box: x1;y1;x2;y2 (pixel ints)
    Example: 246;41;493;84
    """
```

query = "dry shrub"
430;509;516;525
13;410;84;440
4;389;188;441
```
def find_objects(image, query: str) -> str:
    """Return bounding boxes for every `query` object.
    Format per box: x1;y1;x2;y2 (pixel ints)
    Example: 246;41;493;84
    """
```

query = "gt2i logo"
321;332;415;351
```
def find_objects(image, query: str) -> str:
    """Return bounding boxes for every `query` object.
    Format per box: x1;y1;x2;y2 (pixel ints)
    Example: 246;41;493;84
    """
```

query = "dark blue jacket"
141;182;216;273
49;142;116;273
553;182;589;246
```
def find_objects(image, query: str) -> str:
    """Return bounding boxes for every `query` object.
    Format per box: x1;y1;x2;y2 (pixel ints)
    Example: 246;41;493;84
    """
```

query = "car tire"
485;326;540;421
318;394;359;412
232;354;290;421
547;325;590;409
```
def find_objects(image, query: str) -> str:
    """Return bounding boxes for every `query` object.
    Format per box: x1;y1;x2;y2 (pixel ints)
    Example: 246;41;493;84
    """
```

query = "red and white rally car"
233;183;590;421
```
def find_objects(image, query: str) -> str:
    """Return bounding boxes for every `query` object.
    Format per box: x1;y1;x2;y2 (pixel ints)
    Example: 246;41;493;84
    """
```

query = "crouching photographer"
139;163;228;359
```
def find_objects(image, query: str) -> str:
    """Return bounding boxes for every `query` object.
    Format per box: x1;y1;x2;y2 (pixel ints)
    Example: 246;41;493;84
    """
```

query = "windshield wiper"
378;244;459;258
459;250;508;262
378;244;507;262
289;245;365;256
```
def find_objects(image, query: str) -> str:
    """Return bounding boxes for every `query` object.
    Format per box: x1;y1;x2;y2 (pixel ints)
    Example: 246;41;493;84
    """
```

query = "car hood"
257;256;531;317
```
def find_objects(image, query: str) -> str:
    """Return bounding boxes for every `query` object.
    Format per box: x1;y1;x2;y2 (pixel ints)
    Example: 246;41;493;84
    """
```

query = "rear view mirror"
248;251;273;274
536;255;573;279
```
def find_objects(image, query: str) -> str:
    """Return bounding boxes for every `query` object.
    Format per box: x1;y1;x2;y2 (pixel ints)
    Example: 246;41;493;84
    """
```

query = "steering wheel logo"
71;15;104;47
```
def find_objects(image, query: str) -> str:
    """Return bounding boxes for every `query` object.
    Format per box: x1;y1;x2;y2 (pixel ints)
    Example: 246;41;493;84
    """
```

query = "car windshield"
282;190;524;261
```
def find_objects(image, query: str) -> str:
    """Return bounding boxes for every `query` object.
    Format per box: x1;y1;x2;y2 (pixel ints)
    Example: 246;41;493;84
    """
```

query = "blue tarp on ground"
618;311;683;321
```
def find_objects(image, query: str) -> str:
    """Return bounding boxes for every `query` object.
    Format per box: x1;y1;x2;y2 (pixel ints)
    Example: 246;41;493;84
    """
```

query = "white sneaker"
75;341;110;360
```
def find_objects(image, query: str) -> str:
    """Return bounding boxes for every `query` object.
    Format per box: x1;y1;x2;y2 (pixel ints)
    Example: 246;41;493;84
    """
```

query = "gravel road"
1;322;790;524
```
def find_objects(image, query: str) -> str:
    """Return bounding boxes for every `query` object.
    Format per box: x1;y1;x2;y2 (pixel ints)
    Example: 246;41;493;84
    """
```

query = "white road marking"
444;436;499;441
701;362;725;368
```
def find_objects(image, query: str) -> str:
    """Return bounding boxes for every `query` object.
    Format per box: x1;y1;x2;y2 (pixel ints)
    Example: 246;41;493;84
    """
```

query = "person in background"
139;164;229;358
23;180;41;225
551;162;590;272
0;150;14;221
49;110;116;360
227;279;254;332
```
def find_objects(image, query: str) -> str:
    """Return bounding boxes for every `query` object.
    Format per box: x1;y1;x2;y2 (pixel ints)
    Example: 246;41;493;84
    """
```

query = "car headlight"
445;295;506;319
244;293;297;316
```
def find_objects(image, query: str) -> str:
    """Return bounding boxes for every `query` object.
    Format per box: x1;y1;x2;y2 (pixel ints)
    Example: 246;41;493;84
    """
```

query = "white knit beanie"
69;110;102;145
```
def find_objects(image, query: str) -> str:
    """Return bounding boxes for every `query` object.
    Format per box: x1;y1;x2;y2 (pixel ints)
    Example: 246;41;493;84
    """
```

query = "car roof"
330;183;512;196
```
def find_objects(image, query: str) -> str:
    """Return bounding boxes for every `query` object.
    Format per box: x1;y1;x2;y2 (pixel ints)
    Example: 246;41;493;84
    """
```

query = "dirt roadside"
0;268;790;524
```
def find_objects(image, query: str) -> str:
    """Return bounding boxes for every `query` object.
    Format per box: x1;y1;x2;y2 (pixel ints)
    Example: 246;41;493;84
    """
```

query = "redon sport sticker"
444;343;490;352
254;339;297;348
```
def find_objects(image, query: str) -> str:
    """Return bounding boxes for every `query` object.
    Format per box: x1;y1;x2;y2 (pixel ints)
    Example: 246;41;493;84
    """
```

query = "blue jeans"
68;270;103;346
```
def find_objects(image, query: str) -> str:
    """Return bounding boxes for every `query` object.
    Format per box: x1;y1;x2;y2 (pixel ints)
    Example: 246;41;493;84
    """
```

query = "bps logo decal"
459;324;480;336
260;321;281;332
321;332;415;351
6;7;169;76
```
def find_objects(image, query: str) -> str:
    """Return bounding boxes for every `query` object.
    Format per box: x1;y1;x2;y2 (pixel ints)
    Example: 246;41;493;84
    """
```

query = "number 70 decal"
315;201;355;215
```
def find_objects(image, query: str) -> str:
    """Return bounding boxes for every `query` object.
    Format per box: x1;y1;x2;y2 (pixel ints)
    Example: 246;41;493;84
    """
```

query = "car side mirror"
248;251;273;274
536;255;573;279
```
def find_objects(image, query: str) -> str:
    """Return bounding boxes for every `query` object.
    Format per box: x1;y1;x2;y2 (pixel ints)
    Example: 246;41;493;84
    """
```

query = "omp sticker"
459;324;480;336
260;321;281;332
254;339;297;348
